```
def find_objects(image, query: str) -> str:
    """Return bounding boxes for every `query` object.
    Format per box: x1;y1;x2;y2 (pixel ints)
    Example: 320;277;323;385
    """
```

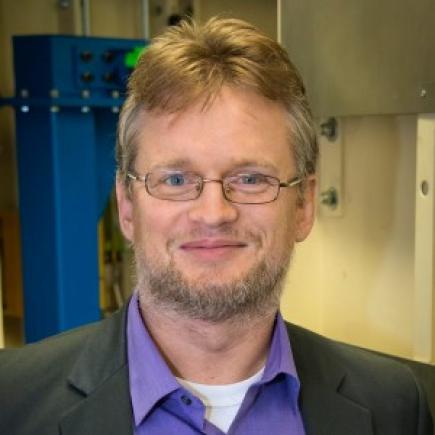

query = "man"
0;17;432;435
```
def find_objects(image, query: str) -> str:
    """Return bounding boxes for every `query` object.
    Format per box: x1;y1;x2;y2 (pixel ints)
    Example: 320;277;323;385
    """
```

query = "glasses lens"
147;171;201;200
225;174;279;204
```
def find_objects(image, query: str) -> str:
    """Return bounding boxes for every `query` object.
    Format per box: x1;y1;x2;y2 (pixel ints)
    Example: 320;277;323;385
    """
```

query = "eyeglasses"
127;170;303;204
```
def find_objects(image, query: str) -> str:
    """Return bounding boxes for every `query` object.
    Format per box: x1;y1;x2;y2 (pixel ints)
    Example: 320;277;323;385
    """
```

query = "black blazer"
0;304;432;435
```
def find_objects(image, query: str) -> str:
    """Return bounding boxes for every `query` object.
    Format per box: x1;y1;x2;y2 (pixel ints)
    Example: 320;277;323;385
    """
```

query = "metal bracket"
320;187;339;209
320;117;338;141
319;117;343;217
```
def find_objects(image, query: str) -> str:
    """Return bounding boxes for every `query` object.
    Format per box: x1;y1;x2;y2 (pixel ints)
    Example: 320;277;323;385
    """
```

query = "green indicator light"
124;46;148;68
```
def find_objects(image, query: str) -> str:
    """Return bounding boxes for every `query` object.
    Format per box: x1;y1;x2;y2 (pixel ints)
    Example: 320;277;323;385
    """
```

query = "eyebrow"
225;159;279;173
149;158;280;173
150;159;193;171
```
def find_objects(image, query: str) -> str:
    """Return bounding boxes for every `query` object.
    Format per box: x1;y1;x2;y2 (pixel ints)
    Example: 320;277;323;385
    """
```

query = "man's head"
116;17;318;322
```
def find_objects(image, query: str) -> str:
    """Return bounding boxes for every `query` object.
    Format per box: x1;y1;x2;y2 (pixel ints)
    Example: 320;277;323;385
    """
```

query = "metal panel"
16;108;100;340
414;114;435;363
280;0;435;116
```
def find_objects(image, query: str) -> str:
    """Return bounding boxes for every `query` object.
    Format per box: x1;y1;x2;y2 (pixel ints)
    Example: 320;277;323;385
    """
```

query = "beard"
134;240;292;323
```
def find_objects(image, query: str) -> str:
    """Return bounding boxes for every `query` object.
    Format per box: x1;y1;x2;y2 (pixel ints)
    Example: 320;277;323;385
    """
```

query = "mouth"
179;239;248;260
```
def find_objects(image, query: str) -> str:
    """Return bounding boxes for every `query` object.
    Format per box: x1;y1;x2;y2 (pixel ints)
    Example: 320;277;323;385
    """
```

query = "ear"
116;179;134;242
295;175;316;243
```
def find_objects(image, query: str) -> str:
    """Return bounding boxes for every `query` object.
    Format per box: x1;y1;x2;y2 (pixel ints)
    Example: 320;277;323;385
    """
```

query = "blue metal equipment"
1;35;147;342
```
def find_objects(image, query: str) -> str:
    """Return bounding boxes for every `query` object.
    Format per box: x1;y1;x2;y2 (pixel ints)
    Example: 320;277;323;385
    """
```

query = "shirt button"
181;395;192;405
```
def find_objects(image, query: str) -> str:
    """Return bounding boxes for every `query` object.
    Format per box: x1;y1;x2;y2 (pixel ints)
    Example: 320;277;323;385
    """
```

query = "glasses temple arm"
279;177;303;188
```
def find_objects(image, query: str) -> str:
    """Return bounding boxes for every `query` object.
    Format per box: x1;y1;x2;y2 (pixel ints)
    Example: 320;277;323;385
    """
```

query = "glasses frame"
127;171;303;204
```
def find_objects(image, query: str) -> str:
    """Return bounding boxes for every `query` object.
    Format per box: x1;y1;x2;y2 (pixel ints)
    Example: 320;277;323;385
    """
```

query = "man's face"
117;87;316;321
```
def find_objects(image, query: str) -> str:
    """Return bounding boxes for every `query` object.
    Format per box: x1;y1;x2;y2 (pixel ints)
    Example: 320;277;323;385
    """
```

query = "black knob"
102;51;115;63
80;51;93;62
102;72;115;83
81;71;95;83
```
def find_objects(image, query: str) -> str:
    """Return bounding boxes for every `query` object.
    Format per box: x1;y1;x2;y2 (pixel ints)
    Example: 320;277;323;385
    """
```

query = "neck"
138;297;277;385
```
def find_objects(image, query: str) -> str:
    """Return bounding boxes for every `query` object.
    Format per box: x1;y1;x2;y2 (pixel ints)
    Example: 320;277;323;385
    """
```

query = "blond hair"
116;17;317;185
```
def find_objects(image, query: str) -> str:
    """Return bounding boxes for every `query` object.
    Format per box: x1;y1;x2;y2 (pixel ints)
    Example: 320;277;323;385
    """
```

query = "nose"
187;179;239;227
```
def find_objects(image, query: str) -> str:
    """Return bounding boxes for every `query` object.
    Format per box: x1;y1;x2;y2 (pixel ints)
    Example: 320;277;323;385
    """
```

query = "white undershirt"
176;367;265;433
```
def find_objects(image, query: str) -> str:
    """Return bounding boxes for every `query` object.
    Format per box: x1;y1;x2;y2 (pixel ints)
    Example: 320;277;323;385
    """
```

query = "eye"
164;173;186;186
239;174;267;185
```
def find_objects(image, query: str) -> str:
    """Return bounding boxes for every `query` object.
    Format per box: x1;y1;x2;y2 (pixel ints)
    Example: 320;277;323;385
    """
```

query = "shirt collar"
260;312;302;411
262;312;300;383
127;292;301;426
127;292;180;426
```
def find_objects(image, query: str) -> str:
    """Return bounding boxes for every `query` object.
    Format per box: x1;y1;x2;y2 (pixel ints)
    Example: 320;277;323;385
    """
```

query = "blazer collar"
60;305;133;435
286;323;373;435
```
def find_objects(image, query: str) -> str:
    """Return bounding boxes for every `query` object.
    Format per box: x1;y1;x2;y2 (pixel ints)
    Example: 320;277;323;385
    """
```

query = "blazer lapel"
287;323;373;435
60;306;133;435
59;366;132;435
299;379;373;435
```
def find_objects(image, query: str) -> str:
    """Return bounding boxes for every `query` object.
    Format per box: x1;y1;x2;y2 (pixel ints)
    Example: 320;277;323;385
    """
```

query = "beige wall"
283;115;418;359
196;0;276;38
90;0;142;38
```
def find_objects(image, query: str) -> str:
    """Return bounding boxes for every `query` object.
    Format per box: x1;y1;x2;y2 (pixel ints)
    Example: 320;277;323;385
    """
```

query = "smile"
179;239;248;260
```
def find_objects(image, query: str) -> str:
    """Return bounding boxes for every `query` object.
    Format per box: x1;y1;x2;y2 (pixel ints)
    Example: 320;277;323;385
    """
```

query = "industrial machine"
1;35;147;342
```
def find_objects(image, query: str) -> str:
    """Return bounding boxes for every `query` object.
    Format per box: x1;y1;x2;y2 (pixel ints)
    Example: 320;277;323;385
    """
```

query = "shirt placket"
162;388;227;434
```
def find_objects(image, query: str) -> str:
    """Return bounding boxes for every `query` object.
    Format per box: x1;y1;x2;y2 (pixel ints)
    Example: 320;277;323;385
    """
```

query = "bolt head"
58;0;71;8
50;89;59;98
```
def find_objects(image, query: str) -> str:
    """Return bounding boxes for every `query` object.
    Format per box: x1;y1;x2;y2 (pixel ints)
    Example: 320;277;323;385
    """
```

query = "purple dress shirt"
127;292;306;434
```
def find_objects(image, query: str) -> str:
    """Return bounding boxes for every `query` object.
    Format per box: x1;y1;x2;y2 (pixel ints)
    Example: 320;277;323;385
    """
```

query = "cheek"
248;203;295;251
131;202;156;247
132;200;183;255
266;203;297;252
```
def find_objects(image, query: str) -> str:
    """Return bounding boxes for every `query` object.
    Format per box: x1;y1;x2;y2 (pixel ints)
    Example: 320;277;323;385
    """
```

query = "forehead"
135;87;294;173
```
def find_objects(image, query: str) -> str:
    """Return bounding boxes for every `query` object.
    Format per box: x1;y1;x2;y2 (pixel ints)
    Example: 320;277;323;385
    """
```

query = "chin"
180;261;255;281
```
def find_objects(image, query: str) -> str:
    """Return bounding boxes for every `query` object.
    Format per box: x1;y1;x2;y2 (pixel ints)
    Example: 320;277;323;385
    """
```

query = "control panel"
13;35;147;101
74;45;144;91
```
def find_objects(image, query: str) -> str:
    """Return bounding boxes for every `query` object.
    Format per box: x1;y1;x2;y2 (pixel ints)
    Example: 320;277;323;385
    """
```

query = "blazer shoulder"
286;322;433;434
0;319;99;373
286;321;415;380
0;307;128;435
0;309;125;389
